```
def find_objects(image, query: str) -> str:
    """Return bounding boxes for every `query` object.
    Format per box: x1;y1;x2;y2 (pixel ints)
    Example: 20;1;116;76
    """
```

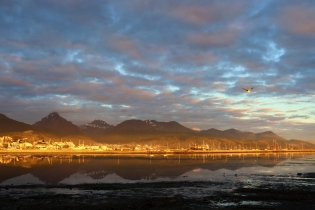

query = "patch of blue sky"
263;68;278;77
158;55;167;63
0;59;11;73
290;72;303;79
238;115;252;120
61;99;83;107
120;105;131;108
167;85;180;92
189;90;216;102
3;15;14;23
100;104;112;108
86;77;103;84
64;50;83;63
107;5;120;26
119;115;136;119
76;58;83;63
263;42;285;62
209;91;231;98
189;88;199;95
215;61;227;70
231;65;246;72
217;61;245;71
249;1;270;18
222;72;238;78
198;89;216;98
10;52;25;58
137;86;160;94
145;75;160;81
115;63;127;75
47;94;67;99
129;72;160;81
220;64;248;79
225;81;237;88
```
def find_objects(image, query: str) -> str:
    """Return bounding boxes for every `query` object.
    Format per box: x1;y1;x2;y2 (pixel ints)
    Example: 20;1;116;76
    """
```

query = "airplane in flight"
243;87;253;93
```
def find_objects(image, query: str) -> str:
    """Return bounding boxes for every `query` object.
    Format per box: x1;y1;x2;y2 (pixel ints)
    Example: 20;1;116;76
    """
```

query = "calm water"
1;153;315;186
1;153;315;209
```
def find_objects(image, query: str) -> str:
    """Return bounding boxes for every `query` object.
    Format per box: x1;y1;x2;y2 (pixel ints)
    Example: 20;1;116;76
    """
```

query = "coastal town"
0;135;147;152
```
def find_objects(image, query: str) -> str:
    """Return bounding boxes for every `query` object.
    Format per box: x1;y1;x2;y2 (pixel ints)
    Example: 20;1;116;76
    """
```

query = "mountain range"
0;112;314;149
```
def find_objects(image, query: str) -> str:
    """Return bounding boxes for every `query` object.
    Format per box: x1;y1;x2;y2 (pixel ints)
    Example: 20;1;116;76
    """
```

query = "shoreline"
1;149;315;155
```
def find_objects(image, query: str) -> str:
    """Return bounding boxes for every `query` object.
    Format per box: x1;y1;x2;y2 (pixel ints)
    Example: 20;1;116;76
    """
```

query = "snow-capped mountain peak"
145;119;157;127
80;120;111;130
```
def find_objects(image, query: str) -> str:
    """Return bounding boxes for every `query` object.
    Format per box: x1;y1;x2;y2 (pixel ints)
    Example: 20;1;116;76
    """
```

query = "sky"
0;0;315;140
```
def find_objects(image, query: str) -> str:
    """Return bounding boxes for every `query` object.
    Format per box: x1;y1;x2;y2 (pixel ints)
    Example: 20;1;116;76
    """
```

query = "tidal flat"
1;178;315;209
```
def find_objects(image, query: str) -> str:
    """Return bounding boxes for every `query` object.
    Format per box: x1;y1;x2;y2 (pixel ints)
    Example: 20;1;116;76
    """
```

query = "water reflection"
1;153;315;185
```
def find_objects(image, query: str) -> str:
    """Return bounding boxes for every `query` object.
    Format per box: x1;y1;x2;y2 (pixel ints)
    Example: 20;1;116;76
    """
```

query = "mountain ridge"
0;112;289;141
0;113;50;133
1;112;313;149
107;119;195;134
33;112;80;135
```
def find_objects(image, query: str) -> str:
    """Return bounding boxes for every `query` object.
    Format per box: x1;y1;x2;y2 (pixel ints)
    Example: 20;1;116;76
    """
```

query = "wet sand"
1;180;315;210
2;168;315;210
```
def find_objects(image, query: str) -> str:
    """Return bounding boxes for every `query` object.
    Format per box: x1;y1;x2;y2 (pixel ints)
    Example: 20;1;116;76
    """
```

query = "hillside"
199;128;285;141
79;120;113;141
107;119;194;134
0;113;48;133
33;112;80;135
0;113;96;145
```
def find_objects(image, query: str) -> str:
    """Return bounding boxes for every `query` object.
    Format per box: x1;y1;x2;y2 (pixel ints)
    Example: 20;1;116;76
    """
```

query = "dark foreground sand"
1;180;315;210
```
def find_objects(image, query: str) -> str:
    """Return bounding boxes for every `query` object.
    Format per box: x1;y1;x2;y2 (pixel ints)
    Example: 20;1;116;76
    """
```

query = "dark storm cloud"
0;0;314;140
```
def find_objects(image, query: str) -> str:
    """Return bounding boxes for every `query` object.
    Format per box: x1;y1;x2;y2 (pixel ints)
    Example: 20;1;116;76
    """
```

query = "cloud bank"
0;0;314;140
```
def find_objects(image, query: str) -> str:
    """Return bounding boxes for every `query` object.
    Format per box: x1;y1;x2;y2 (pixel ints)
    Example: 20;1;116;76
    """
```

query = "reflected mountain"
0;153;311;185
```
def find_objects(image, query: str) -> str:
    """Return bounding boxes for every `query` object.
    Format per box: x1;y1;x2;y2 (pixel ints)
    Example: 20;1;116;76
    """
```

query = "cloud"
169;1;248;25
0;75;33;87
188;30;239;47
109;37;142;60
277;4;315;36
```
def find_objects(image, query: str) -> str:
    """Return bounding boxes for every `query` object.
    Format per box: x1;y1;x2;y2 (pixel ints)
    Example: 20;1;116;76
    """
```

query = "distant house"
0;136;13;143
65;142;75;148
35;142;48;149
